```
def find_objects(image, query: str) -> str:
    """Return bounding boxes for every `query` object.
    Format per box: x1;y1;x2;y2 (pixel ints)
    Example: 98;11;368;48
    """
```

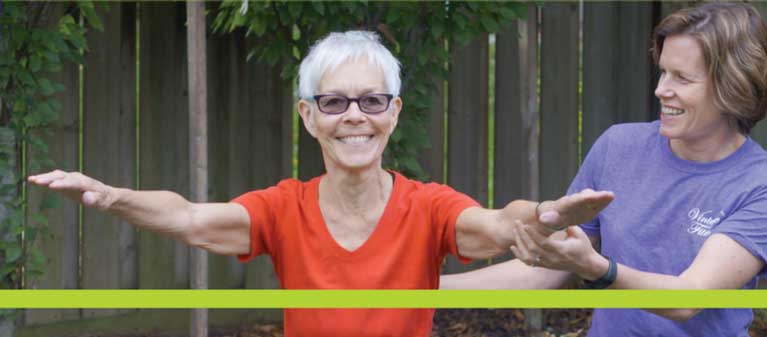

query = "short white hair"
297;31;401;100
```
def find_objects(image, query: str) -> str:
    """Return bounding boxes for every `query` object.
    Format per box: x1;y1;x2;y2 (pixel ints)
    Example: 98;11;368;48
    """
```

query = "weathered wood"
17;309;277;337
205;21;245;291
187;2;209;336
493;19;530;266
583;2;654;154
138;1;190;290
298;122;324;180
443;34;489;274
422;71;446;183
80;3;137;320
539;2;579;200
240;40;293;323
494;21;525;207
24;2;80;326
521;5;543;332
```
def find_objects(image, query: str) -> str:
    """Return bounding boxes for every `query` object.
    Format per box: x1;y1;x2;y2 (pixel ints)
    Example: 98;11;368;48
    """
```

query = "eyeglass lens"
316;94;391;114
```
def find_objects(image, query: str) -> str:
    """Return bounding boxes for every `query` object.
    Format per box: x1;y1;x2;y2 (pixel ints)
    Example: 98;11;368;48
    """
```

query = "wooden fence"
16;2;767;336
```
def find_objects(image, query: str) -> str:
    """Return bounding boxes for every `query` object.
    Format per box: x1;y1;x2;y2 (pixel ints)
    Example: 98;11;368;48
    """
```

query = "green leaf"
480;16;500;33
5;245;21;263
311;1;325;15
40;194;59;211
81;4;104;31
29;55;42;73
38;78;55;96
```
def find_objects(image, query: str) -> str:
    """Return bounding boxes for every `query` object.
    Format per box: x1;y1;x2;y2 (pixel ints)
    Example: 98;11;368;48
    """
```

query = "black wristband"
582;256;617;289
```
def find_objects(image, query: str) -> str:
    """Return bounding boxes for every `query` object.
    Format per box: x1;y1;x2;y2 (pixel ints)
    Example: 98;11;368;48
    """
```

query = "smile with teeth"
662;106;685;116
338;135;373;144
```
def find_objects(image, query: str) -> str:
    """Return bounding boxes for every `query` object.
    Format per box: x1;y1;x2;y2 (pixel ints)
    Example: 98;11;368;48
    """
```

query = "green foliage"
0;1;98;310
213;1;526;180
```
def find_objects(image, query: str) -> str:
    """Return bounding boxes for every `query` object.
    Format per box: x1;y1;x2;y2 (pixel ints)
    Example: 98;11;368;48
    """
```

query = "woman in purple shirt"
442;3;767;337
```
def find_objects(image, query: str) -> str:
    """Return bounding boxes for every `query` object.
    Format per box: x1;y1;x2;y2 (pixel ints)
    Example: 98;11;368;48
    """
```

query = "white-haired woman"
28;31;612;336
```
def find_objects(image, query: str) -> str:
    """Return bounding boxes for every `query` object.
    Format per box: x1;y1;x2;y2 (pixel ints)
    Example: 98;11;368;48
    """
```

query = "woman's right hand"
28;170;115;210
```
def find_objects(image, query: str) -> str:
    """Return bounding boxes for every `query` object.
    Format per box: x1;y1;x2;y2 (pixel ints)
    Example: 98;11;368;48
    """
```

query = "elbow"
182;203;208;248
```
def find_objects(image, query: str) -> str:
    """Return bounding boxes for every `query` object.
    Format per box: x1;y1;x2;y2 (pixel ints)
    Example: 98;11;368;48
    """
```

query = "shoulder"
233;177;314;204
390;171;476;203
601;121;659;145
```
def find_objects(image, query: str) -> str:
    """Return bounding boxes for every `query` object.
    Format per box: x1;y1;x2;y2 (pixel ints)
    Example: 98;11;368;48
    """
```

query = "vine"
213;1;526;180
0;1;100;321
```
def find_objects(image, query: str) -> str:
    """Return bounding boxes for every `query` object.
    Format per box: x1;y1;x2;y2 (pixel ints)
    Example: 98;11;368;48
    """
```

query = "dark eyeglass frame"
312;93;394;115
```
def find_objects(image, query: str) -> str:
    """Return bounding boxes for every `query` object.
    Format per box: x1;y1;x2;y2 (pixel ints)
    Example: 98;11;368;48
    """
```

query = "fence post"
187;1;209;337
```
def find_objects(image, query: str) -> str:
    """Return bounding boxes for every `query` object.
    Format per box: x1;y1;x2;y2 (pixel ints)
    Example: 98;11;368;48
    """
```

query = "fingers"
27;170;109;208
27;170;68;185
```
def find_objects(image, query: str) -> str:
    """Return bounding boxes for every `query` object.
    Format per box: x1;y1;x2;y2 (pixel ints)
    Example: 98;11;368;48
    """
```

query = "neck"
669;126;745;163
320;165;392;216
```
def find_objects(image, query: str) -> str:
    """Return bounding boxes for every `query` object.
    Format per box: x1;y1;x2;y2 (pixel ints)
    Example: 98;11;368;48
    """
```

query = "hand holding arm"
514;224;765;321
28;170;251;256
454;189;613;259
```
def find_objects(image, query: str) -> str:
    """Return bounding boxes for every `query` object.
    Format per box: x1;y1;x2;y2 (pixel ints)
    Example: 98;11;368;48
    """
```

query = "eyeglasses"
313;93;394;115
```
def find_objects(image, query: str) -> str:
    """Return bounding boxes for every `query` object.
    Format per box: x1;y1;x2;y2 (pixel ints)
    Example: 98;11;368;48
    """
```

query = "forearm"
440;259;573;289
107;187;196;243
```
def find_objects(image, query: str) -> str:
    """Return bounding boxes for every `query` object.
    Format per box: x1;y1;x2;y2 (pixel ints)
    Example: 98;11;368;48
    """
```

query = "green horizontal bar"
2;290;767;308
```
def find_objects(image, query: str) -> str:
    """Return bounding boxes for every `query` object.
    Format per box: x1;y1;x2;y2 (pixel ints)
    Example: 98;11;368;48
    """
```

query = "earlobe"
298;100;318;138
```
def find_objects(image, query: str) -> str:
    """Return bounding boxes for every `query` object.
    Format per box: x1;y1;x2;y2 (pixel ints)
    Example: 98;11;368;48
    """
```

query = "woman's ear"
389;96;402;134
298;99;317;138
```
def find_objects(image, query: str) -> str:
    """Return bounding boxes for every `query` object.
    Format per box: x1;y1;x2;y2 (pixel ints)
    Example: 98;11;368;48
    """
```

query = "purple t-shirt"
568;121;767;337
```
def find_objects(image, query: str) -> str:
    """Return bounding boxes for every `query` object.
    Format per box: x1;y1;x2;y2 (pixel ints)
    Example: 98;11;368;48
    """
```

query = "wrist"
580;252;610;281
582;255;618;289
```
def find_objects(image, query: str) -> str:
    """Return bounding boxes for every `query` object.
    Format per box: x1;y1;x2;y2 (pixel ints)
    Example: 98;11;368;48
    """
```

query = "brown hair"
651;2;767;134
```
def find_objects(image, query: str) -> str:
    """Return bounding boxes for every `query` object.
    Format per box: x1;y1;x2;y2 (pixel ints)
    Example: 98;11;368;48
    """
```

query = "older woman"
442;3;767;337
28;31;612;336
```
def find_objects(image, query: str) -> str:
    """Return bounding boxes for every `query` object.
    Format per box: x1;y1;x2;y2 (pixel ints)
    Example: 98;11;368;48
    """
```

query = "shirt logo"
686;208;724;237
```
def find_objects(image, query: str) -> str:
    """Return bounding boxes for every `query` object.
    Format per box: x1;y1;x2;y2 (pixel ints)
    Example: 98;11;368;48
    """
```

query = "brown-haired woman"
442;3;767;336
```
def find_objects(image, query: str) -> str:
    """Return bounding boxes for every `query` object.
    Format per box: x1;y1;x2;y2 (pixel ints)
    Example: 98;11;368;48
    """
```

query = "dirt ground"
206;309;767;337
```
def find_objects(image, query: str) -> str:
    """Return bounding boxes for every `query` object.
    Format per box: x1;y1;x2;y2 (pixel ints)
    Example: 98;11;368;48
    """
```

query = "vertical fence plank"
298;124;324;180
81;3;137;319
206;27;245;291
492;20;524;265
582;2;654;154
494;21;525;206
539;2;579;200
422;74;446;183
241;45;293;322
24;3;81;326
138;1;189;290
444;34;489;273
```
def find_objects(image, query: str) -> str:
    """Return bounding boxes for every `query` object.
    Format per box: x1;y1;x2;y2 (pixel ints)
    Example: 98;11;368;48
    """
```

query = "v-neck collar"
309;170;402;258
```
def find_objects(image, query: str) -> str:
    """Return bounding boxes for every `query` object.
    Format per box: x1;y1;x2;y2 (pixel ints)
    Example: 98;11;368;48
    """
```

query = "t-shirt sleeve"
712;186;767;278
428;184;481;262
569;127;612;236
231;180;295;262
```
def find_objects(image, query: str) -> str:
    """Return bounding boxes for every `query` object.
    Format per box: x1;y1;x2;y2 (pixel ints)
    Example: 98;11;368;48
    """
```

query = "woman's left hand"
509;221;608;280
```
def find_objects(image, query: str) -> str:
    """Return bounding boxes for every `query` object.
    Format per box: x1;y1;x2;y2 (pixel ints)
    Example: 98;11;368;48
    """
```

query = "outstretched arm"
441;230;580;289
454;188;613;259
513;225;765;321
28;170;251;256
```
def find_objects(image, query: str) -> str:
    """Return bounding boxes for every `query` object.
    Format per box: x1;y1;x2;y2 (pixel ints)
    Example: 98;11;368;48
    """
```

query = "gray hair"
297;31;401;100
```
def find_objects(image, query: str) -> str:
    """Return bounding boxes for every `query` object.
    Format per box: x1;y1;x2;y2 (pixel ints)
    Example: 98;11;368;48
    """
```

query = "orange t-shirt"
233;171;479;337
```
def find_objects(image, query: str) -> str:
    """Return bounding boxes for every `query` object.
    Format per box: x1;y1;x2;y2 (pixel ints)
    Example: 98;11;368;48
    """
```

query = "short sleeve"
231;179;298;262
569;127;612;236
712;187;767;277
427;184;481;262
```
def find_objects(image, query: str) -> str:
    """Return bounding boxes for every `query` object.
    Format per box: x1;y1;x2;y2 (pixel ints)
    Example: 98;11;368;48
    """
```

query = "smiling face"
298;58;402;173
655;34;736;148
